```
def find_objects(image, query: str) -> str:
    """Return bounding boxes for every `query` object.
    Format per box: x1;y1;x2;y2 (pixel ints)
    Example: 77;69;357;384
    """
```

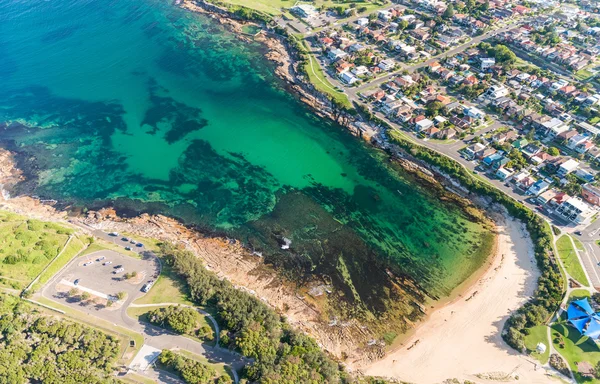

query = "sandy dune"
362;217;559;383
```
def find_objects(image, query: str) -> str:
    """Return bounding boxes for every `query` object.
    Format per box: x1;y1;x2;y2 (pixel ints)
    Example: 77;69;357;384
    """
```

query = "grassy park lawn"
575;68;594;81
303;50;352;108
30;235;87;292
556;235;590;287
573;237;585;252
552;321;600;383
81;239;141;259
215;0;384;16
176;349;232;378
134;263;192;305
524;325;550;364
569;289;591;301
0;211;75;288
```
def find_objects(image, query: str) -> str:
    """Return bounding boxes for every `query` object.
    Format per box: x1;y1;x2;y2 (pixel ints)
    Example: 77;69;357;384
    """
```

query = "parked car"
575;231;582;236
125;246;132;251
114;265;123;269
109;232;119;236
83;261;93;266
136;243;143;248
96;256;105;262
113;268;124;274
74;279;79;286
103;261;113;266
121;237;129;242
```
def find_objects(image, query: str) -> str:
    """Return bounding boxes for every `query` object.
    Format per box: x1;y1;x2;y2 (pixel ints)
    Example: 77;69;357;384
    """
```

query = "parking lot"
42;248;160;322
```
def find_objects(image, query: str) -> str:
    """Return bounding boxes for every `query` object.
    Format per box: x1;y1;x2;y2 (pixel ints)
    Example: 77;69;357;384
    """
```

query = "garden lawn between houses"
556;235;590;287
0;211;77;290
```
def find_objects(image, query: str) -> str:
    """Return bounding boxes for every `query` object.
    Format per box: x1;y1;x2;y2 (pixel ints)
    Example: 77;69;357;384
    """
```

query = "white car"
103;261;112;266
113;268;124;274
96;256;105;262
83;261;94;266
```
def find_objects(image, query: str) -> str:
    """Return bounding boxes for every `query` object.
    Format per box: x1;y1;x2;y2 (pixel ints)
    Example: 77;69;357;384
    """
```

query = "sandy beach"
362;216;556;383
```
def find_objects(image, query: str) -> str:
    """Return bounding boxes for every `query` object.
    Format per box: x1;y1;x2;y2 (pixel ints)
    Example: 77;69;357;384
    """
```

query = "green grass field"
552;321;600;383
569;289;591;301
556;235;590;287
524;325;550;364
0;211;76;289
303;48;352;108
214;0;384;16
134;263;193;306
575;68;594;81
81;239;141;260
30;235;87;292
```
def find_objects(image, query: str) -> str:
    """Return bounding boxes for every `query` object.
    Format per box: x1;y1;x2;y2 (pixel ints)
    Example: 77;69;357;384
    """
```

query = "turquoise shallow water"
0;0;493;316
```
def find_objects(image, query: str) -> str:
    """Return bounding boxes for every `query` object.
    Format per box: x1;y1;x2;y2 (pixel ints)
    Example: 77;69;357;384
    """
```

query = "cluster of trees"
158;243;344;383
479;42;517;67
382;128;563;352
148;305;203;336
0;293;120;383
158;350;230;384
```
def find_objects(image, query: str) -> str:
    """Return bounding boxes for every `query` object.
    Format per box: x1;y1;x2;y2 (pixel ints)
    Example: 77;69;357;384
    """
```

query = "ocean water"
0;0;493;319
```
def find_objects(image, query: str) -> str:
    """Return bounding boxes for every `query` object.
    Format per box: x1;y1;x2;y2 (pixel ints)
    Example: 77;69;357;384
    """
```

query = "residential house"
496;168;514;180
378;59;396;71
556;197;593;224
463;106;486;121
485;85;510;99
557;159;580;177
464;143;486;159
582;184;600;206
527;180;550;196
328;49;348;61
480;57;496;70
415;118;434;132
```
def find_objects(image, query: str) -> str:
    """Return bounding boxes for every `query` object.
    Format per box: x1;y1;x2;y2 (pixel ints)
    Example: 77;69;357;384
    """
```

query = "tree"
81;292;90;301
68;288;79;297
547;147;560;156
425;100;445;117
481;1;490;11
398;19;409;31
443;4;454;20
116;291;126;301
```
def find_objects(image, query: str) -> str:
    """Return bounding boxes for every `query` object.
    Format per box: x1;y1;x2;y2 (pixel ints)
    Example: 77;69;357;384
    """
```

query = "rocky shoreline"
0;0;500;368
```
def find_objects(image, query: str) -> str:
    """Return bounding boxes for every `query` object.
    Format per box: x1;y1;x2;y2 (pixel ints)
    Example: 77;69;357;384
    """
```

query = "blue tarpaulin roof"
568;305;590;321
585;320;600;339
569;317;590;334
573;298;594;315
566;298;600;340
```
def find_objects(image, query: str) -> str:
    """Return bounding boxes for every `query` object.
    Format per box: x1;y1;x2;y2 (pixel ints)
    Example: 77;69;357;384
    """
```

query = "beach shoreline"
0;0;537;373
358;215;554;383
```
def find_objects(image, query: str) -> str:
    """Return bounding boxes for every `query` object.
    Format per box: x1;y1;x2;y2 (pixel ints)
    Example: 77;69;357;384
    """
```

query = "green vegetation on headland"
147;305;215;343
0;293;120;384
556;235;590;287
158;242;343;382
158;350;231;384
0;211;74;290
384;129;564;352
